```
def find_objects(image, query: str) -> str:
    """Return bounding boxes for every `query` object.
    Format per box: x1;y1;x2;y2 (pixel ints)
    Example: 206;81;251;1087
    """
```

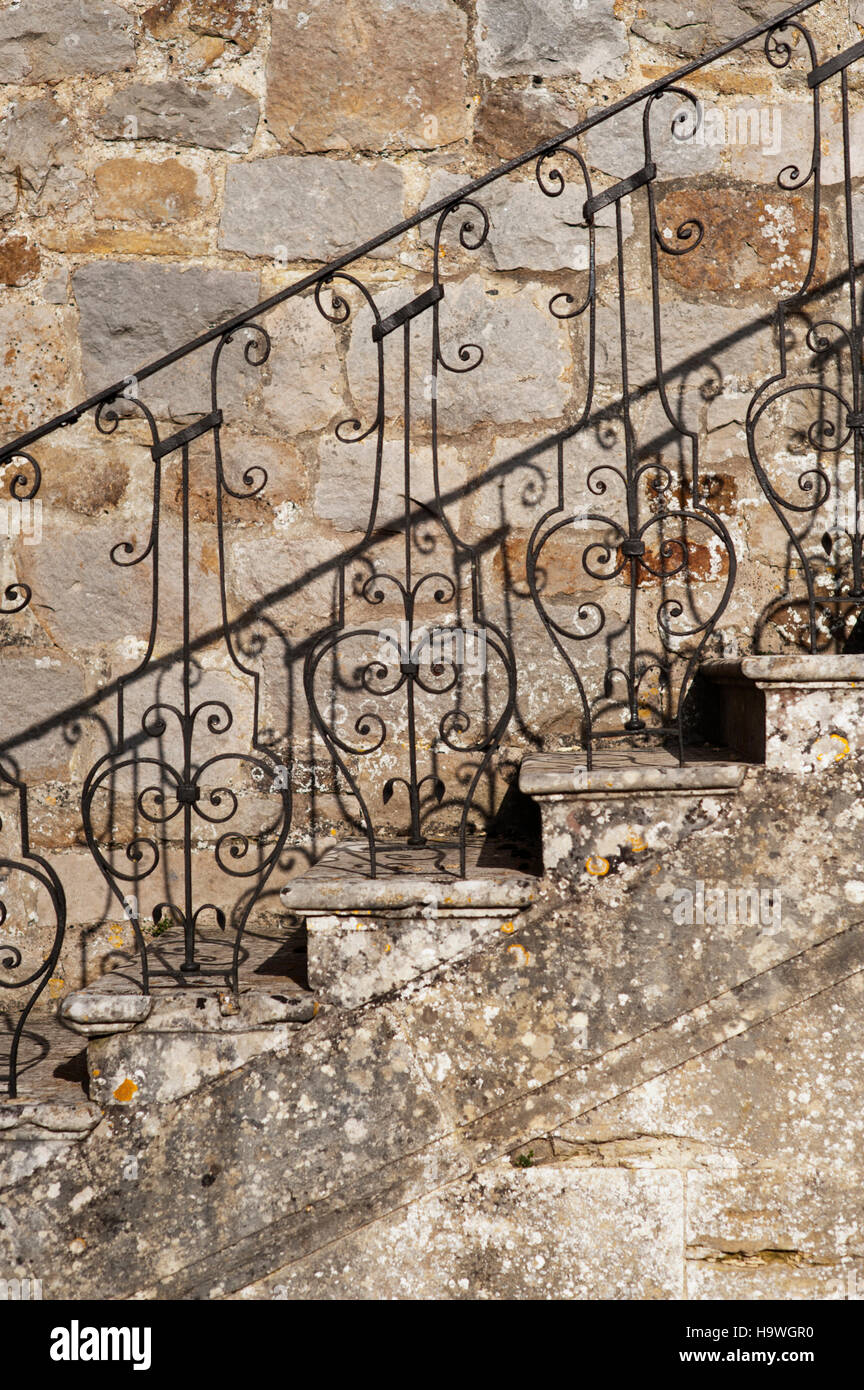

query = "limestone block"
0;0;135;83
92;158;213;226
422;169;634;273
72;262;260;419
475;0;629;82
265;0;469;153
87;989;316;1104
95;80;259;152
243;1164;684;1299
219;156;405;262
345;275;571;434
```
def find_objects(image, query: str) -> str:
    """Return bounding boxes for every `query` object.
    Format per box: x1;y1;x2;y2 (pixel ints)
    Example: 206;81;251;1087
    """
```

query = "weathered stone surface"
4;755;864;1296
688;1169;864;1272
41;227;211;257
590;298;774;404
0;1101;101;1144
469;436;556;535
219;156;405;262
241;1165;684;1299
314;436;467;532
632;1;777;59
266;0;469;153
346;275;571;433
0;95;84;213
305;911;525;1009
655;188;830;299
73;262;260;418
0;0;135;83
287;840;536;1009
733;101;864;186
92;157;212;225
474;87;574;161
95;80;259;152
557;969;864;1176
283;840;537;911
521;748;746;797
14;514;217;659
423;168;634;273
584;98;722;181
0;303;72;437
86;992;315;1103
0;235;39;285
60;991;153;1036
258;294;346;435
475;0;629;81
37;442;130;517
0;652;89;779
227;527;344;642
705;655;864;771
143;0;263;51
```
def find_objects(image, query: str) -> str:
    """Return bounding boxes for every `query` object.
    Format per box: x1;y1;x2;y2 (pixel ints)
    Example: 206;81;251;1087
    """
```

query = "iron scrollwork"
80;325;291;991
304;200;516;876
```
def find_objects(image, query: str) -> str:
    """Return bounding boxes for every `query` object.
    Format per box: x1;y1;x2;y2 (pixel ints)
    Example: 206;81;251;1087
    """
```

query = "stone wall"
1;0;864;997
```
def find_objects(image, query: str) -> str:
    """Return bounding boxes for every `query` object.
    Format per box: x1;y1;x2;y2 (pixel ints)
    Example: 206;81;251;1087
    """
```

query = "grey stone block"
0;0;135;83
96;81;259;153
475;0;629;81
219;156;405;262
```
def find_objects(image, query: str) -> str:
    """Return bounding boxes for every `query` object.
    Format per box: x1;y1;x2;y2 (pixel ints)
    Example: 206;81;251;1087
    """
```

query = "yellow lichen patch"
47;976;65;999
113;1078;138;1103
585;856;610;877
815;733;851;763
627;831;646;852
91;1068;100;1078
507;942;530;966
500;920;517;935
384;943;392;954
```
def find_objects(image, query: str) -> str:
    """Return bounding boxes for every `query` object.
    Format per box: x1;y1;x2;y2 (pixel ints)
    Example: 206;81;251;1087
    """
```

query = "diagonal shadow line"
0;257;858;760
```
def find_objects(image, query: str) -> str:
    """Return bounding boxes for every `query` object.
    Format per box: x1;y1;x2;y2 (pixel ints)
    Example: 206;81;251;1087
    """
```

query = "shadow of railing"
5;0;864;1093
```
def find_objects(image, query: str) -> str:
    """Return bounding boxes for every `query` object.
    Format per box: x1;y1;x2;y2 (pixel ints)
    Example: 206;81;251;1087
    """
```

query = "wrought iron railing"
2;0;861;1093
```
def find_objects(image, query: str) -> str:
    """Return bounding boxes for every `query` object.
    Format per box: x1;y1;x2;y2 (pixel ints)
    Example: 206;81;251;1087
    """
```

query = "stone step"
701;654;864;768
518;745;749;880
520;744;747;798
58;981;317;1108
281;838;539;1009
0;1097;102;1146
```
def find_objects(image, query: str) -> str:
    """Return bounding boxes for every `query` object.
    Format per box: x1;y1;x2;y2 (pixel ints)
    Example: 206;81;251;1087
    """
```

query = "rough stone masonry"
0;0;861;985
1;0;864;1300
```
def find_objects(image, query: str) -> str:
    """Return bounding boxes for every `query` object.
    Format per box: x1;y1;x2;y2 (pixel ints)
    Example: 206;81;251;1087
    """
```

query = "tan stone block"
474;87;573;162
143;0;263;52
265;0;469;153
0;237;40;288
0;303;73;439
92;158;212;226
36;441;130;517
655;188;830;299
40;228;210;257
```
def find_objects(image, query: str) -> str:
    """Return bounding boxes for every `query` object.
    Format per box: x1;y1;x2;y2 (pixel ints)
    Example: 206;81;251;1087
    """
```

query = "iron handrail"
0;0;820;466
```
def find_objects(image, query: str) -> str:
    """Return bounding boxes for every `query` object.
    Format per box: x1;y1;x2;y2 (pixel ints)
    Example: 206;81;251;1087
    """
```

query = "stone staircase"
7;655;859;1108
4;653;864;1296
